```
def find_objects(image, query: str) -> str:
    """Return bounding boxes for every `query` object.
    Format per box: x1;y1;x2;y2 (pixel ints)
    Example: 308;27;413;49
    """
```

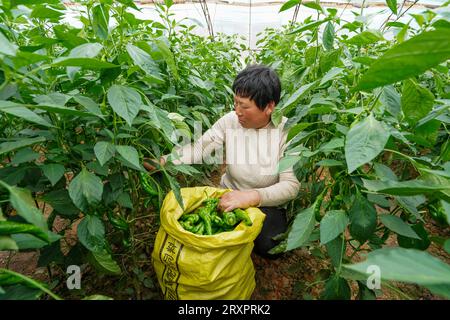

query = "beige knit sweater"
163;111;300;207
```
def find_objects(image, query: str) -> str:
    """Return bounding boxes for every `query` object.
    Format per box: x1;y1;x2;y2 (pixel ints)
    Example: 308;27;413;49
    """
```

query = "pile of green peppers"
178;197;253;235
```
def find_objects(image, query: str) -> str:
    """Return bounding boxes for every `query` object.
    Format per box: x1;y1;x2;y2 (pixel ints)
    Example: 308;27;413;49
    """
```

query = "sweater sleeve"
253;128;300;207
162;113;229;165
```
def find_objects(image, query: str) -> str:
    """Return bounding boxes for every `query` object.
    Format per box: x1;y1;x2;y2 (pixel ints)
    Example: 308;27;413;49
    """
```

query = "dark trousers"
253;206;288;259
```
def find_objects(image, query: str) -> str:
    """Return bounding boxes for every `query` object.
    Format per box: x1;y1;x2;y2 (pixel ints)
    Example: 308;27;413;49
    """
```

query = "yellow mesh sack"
151;186;265;300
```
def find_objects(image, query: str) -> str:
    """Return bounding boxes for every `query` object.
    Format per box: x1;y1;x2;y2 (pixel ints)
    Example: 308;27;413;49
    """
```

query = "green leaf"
374;162;397;181
367;194;391;208
277;155;300;174
321;276;351;300
287;205;316;251
0;221;49;242
357;29;450;91
397;222;431;251
323;22;335;50
386;0;398;15
288;19;330;35
41;164;65;186
10;232;60;250
0;183;48;231
38;240;64;267
115;145;142;170
362;178;450;196
68;168;103;212
92;4;109;40
319;137;344;152
68;43;103;58
279;0;300;12
73;95;103;118
42;190;79;218
316;159;344;167
277;81;317;116
379;215;420;239
117;192;133;209
349;191;377;243
77;215;105;253
444;239;450;255
140;104;175;142
441;200;450;225
343;247;450;286
303;1;324;12
425;284;450;299
325;235;344;268
155;39;178;80
32;105;92;118
34;92;79;106
0;101;53;127
0;137;46;156
319;67;343;86
0;32;18;56
126;44;160;76
11;148;40;165
320;210;349;244
396;195;426;217
89;250;121;275
30;4;64;21
346;30;384;46
0;236;18;251
0;284;42;300
164;0;173;8
94;141;115;166
107;85;142;126
357;281;377;300
164;172;184;211
345;114;390;173
53;57;118;69
65;43;104;80
401;79;435;127
380;85;401;119
287;123;313;141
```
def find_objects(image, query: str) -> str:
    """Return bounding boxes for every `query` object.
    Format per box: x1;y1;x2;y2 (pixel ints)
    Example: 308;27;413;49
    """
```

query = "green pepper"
122;237;132;249
107;211;129;232
191;221;204;234
233;208;252;226
268;240;287;255
180;220;194;231
222;212;237;227
204;198;219;212
196;223;205;235
198;207;212;235
180;213;200;224
211;215;224;227
139;172;158;196
429;203;448;226
314;192;325;222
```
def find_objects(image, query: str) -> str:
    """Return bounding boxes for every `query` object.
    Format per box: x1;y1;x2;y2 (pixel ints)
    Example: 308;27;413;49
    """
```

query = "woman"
144;64;300;258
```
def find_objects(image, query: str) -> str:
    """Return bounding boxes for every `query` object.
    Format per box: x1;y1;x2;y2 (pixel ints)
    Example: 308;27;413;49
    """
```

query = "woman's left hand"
218;190;261;212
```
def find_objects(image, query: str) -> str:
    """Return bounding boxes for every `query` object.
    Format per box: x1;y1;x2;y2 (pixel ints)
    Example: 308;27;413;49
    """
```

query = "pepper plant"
258;1;450;299
0;0;243;299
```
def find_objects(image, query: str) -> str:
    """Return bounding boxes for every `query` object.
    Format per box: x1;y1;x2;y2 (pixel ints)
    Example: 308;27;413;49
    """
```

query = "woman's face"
234;95;275;129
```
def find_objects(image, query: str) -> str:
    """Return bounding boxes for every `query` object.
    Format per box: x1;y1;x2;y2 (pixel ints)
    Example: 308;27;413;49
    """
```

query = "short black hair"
232;64;281;110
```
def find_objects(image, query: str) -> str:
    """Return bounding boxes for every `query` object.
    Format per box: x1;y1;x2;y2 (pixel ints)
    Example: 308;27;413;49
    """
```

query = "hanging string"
248;0;252;50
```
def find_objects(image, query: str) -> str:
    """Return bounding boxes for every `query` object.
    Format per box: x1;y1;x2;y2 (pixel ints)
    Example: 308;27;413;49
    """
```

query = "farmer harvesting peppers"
144;64;300;258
